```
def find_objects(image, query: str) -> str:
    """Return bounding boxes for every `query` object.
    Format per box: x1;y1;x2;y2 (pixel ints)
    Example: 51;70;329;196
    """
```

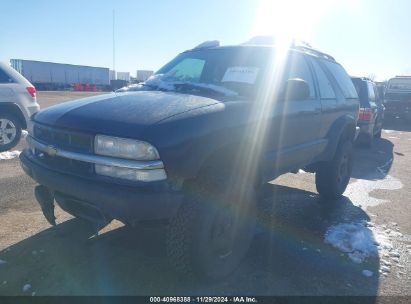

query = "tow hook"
34;185;56;226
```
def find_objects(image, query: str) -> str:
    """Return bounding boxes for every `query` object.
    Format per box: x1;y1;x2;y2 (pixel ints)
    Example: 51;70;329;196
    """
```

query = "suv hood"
34;91;220;137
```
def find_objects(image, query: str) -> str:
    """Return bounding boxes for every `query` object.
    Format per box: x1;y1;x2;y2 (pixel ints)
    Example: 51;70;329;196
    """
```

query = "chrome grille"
34;123;93;153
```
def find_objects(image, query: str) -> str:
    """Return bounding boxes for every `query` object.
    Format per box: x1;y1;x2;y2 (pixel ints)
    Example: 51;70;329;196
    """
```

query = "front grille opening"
34;124;93;153
34;149;94;176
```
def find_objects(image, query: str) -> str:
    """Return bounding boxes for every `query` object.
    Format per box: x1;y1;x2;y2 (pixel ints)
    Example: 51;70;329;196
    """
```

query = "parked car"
20;40;359;280
384;76;411;120
351;77;385;147
0;62;40;152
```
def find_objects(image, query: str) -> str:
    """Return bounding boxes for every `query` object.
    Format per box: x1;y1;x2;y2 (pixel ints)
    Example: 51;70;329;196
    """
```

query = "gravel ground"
0;91;410;298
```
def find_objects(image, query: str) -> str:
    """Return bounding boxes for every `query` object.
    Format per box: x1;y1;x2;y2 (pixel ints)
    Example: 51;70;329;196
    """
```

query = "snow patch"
324;221;401;267
0;150;21;160
325;222;379;263
362;270;373;277
22;284;31;292
345;159;402;209
381;265;390;273
145;74;239;97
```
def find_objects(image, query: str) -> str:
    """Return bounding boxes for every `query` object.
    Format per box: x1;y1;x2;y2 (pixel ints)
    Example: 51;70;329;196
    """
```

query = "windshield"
145;48;273;99
388;78;411;91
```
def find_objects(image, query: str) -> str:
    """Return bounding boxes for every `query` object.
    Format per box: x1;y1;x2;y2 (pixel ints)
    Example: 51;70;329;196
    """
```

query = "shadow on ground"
383;116;411;132
0;184;379;299
351;138;394;180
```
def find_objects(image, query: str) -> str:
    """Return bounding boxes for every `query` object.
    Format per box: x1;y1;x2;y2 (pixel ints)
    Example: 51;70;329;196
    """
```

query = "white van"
0;62;40;151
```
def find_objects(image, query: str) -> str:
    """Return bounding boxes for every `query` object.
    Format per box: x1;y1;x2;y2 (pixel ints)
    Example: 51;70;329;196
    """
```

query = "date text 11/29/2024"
149;297;257;303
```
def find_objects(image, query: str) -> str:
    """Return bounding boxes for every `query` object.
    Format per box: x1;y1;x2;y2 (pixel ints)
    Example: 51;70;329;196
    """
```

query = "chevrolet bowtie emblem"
46;145;58;157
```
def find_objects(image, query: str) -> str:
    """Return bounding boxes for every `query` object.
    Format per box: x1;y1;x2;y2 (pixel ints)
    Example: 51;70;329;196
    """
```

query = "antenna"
112;9;116;79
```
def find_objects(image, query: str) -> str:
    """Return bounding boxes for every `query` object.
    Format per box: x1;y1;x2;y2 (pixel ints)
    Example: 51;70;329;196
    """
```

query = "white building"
136;70;154;82
117;72;130;81
109;70;116;81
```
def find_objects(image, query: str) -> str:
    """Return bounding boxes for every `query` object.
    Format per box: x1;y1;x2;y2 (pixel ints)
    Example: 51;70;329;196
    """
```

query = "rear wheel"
316;140;353;200
0;113;22;152
166;165;257;280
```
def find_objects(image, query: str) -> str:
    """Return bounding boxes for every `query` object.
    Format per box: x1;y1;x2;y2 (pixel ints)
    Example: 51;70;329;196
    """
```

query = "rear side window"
0;68;14;83
322;60;358;99
311;59;336;99
351;78;369;107
286;54;315;98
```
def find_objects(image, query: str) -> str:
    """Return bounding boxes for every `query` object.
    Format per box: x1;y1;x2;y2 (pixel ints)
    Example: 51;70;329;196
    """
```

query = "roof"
187;38;336;62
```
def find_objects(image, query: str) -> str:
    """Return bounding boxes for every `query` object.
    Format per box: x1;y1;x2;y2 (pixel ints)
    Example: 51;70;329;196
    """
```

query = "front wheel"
0;113;22;152
166;175;257;281
315;140;353;200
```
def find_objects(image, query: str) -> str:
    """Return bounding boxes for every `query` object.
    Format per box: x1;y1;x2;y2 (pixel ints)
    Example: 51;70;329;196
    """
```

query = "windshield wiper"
173;82;238;97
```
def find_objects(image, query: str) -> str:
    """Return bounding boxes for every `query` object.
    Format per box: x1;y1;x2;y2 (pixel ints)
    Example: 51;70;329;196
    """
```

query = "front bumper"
20;150;184;223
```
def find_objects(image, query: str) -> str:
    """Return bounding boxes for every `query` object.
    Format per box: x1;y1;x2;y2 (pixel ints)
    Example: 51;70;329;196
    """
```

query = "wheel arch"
321;114;357;162
183;139;264;190
0;103;27;129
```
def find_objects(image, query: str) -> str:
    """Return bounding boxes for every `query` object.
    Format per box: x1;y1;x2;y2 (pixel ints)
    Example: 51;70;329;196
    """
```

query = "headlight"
95;164;166;182
95;135;160;160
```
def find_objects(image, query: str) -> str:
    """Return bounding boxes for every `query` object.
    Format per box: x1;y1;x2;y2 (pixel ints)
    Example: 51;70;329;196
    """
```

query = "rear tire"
166;167;257;281
0;113;22;152
316;140;353;200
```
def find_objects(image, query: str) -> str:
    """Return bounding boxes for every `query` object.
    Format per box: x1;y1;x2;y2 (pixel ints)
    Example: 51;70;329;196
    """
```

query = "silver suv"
0;62;40;151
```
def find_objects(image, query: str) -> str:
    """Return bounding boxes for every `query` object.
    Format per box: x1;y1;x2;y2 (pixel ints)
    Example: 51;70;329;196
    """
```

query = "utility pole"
112;9;116;79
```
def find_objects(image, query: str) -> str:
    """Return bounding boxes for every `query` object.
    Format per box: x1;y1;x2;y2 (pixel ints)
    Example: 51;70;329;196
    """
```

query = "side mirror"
282;78;310;101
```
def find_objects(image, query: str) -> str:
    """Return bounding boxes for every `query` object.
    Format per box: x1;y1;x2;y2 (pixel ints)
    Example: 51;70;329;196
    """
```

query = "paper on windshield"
222;67;260;84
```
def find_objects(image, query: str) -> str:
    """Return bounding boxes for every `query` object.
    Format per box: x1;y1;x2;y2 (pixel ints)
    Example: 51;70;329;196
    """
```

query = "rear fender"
320;114;356;162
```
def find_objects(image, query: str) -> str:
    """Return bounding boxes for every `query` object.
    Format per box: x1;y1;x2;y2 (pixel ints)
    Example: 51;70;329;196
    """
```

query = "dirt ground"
0;91;410;298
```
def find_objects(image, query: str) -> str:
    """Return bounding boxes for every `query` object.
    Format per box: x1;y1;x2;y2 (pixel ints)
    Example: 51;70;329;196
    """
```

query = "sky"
0;0;410;81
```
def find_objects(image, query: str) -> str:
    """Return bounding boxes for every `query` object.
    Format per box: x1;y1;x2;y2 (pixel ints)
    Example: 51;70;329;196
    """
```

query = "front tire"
0;113;22;152
166;171;257;280
316;140;353;200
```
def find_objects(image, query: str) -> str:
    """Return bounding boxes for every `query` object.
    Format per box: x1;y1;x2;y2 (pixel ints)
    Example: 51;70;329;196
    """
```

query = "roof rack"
292;45;336;62
192;40;220;50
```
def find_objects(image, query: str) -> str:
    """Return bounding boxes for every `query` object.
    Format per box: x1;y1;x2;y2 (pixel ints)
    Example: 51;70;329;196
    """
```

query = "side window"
0;69;13;84
367;82;375;101
286;54;315;98
167;58;205;82
322;60;358;99
311;59;336;99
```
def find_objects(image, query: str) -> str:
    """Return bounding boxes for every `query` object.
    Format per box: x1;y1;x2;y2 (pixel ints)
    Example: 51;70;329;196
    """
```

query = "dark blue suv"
20;41;359;280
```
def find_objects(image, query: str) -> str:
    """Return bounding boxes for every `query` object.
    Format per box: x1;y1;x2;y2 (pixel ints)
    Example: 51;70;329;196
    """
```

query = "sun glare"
251;0;342;47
